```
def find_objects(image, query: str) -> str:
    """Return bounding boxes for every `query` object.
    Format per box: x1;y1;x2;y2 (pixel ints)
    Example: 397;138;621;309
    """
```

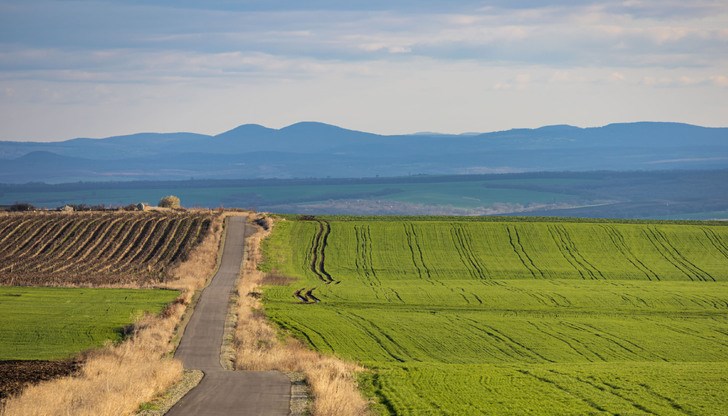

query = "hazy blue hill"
64;132;213;159
12;151;83;164
0;121;726;183
0;151;103;183
278;121;374;137
215;124;276;140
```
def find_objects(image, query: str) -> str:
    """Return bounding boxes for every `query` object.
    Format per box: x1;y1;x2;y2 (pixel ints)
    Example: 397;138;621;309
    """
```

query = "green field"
3;170;727;219
261;218;728;415
0;287;179;360
0;179;574;211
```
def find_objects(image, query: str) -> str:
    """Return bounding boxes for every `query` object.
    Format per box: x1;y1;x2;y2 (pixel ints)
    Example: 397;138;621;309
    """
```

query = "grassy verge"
233;216;370;416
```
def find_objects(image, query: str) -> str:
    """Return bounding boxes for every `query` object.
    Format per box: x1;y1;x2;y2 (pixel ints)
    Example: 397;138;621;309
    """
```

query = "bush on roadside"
158;195;181;209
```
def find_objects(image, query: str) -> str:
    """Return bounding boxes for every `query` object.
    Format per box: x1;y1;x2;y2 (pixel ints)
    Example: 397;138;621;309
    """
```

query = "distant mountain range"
1;122;727;183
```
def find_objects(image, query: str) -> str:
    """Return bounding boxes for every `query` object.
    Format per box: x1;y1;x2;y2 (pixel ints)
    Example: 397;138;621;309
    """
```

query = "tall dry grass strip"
2;211;228;416
234;217;370;416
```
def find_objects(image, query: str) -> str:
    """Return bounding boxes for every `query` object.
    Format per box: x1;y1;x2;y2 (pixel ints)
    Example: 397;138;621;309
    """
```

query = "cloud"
2;1;727;68
0;0;727;139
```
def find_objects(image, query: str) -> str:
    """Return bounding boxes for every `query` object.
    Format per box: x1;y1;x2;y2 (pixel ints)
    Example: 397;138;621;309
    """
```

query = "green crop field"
261;218;728;415
4;170;726;219
0;287;179;360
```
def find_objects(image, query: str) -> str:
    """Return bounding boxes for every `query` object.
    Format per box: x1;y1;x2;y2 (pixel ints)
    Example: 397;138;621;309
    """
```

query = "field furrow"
0;218;39;252
69;217;124;263
0;211;217;286
8;218;70;261
0;218;50;260
147;216;189;265
33;218;102;274
94;217;149;270
169;217;206;263
126;218;173;266
0;220;72;274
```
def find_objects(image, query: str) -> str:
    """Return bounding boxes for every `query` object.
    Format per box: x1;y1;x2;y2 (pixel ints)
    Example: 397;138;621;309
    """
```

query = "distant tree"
9;202;35;212
158;195;181;209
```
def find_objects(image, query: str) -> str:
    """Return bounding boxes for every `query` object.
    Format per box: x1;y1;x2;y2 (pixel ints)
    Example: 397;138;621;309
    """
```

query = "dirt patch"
0;360;80;401
261;273;297;286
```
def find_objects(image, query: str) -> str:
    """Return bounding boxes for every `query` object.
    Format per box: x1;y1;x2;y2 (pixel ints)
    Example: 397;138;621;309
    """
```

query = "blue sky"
1;0;727;140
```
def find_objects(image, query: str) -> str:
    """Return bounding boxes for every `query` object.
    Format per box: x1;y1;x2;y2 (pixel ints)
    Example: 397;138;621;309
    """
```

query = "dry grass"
1;211;231;416
234;216;370;416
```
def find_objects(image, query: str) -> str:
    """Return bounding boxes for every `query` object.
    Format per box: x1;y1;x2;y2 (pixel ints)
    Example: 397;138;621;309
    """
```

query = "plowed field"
262;218;728;415
0;360;79;401
0;211;214;286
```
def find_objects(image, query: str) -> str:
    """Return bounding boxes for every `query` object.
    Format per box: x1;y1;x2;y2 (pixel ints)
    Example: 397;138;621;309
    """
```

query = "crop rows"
272;220;728;284
261;218;728;415
0;211;214;286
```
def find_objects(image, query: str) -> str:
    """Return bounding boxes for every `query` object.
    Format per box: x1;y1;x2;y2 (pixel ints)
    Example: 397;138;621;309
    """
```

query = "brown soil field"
0;360;80;402
0;211;217;286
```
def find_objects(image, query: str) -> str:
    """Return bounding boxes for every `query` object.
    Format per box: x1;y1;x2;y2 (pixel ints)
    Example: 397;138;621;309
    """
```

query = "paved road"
167;216;290;416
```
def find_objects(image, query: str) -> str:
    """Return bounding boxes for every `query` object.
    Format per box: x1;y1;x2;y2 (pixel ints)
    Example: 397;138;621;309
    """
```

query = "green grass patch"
0;287;179;360
262;218;728;415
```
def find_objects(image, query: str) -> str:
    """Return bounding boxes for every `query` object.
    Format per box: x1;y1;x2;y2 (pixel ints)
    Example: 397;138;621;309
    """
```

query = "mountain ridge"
0;121;726;183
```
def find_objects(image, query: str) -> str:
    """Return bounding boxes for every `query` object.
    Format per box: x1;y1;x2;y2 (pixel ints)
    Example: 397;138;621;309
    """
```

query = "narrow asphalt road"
167;216;290;416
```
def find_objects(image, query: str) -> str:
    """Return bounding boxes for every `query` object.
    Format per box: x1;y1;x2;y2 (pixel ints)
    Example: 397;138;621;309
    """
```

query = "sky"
0;1;727;141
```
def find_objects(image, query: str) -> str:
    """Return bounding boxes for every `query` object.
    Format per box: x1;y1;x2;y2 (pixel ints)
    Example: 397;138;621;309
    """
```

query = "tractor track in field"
637;382;699;416
450;224;488;280
355;224;379;285
643;227;714;281
550;370;661;416
601;225;660;281
525;321;597;361
307;220;336;284
548;225;604;280
344;312;410;363
516;369;615;415
506;225;545;278
294;287;321;303
457;316;554;363
404;223;432;281
701;227;728;260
